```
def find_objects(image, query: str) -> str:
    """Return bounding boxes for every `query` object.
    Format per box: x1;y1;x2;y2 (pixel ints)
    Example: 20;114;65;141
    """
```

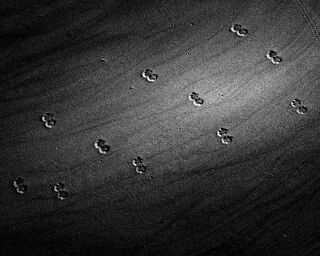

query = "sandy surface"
1;0;320;255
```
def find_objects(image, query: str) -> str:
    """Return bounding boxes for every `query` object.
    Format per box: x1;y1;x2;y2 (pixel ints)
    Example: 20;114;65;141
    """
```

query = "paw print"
141;69;159;83
266;50;283;65
13;177;28;194
230;23;248;37
53;182;69;200
41;112;57;129
188;92;204;106
94;139;111;154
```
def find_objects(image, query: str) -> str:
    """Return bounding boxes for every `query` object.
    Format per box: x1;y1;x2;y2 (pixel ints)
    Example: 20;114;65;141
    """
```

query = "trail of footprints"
12;23;309;199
